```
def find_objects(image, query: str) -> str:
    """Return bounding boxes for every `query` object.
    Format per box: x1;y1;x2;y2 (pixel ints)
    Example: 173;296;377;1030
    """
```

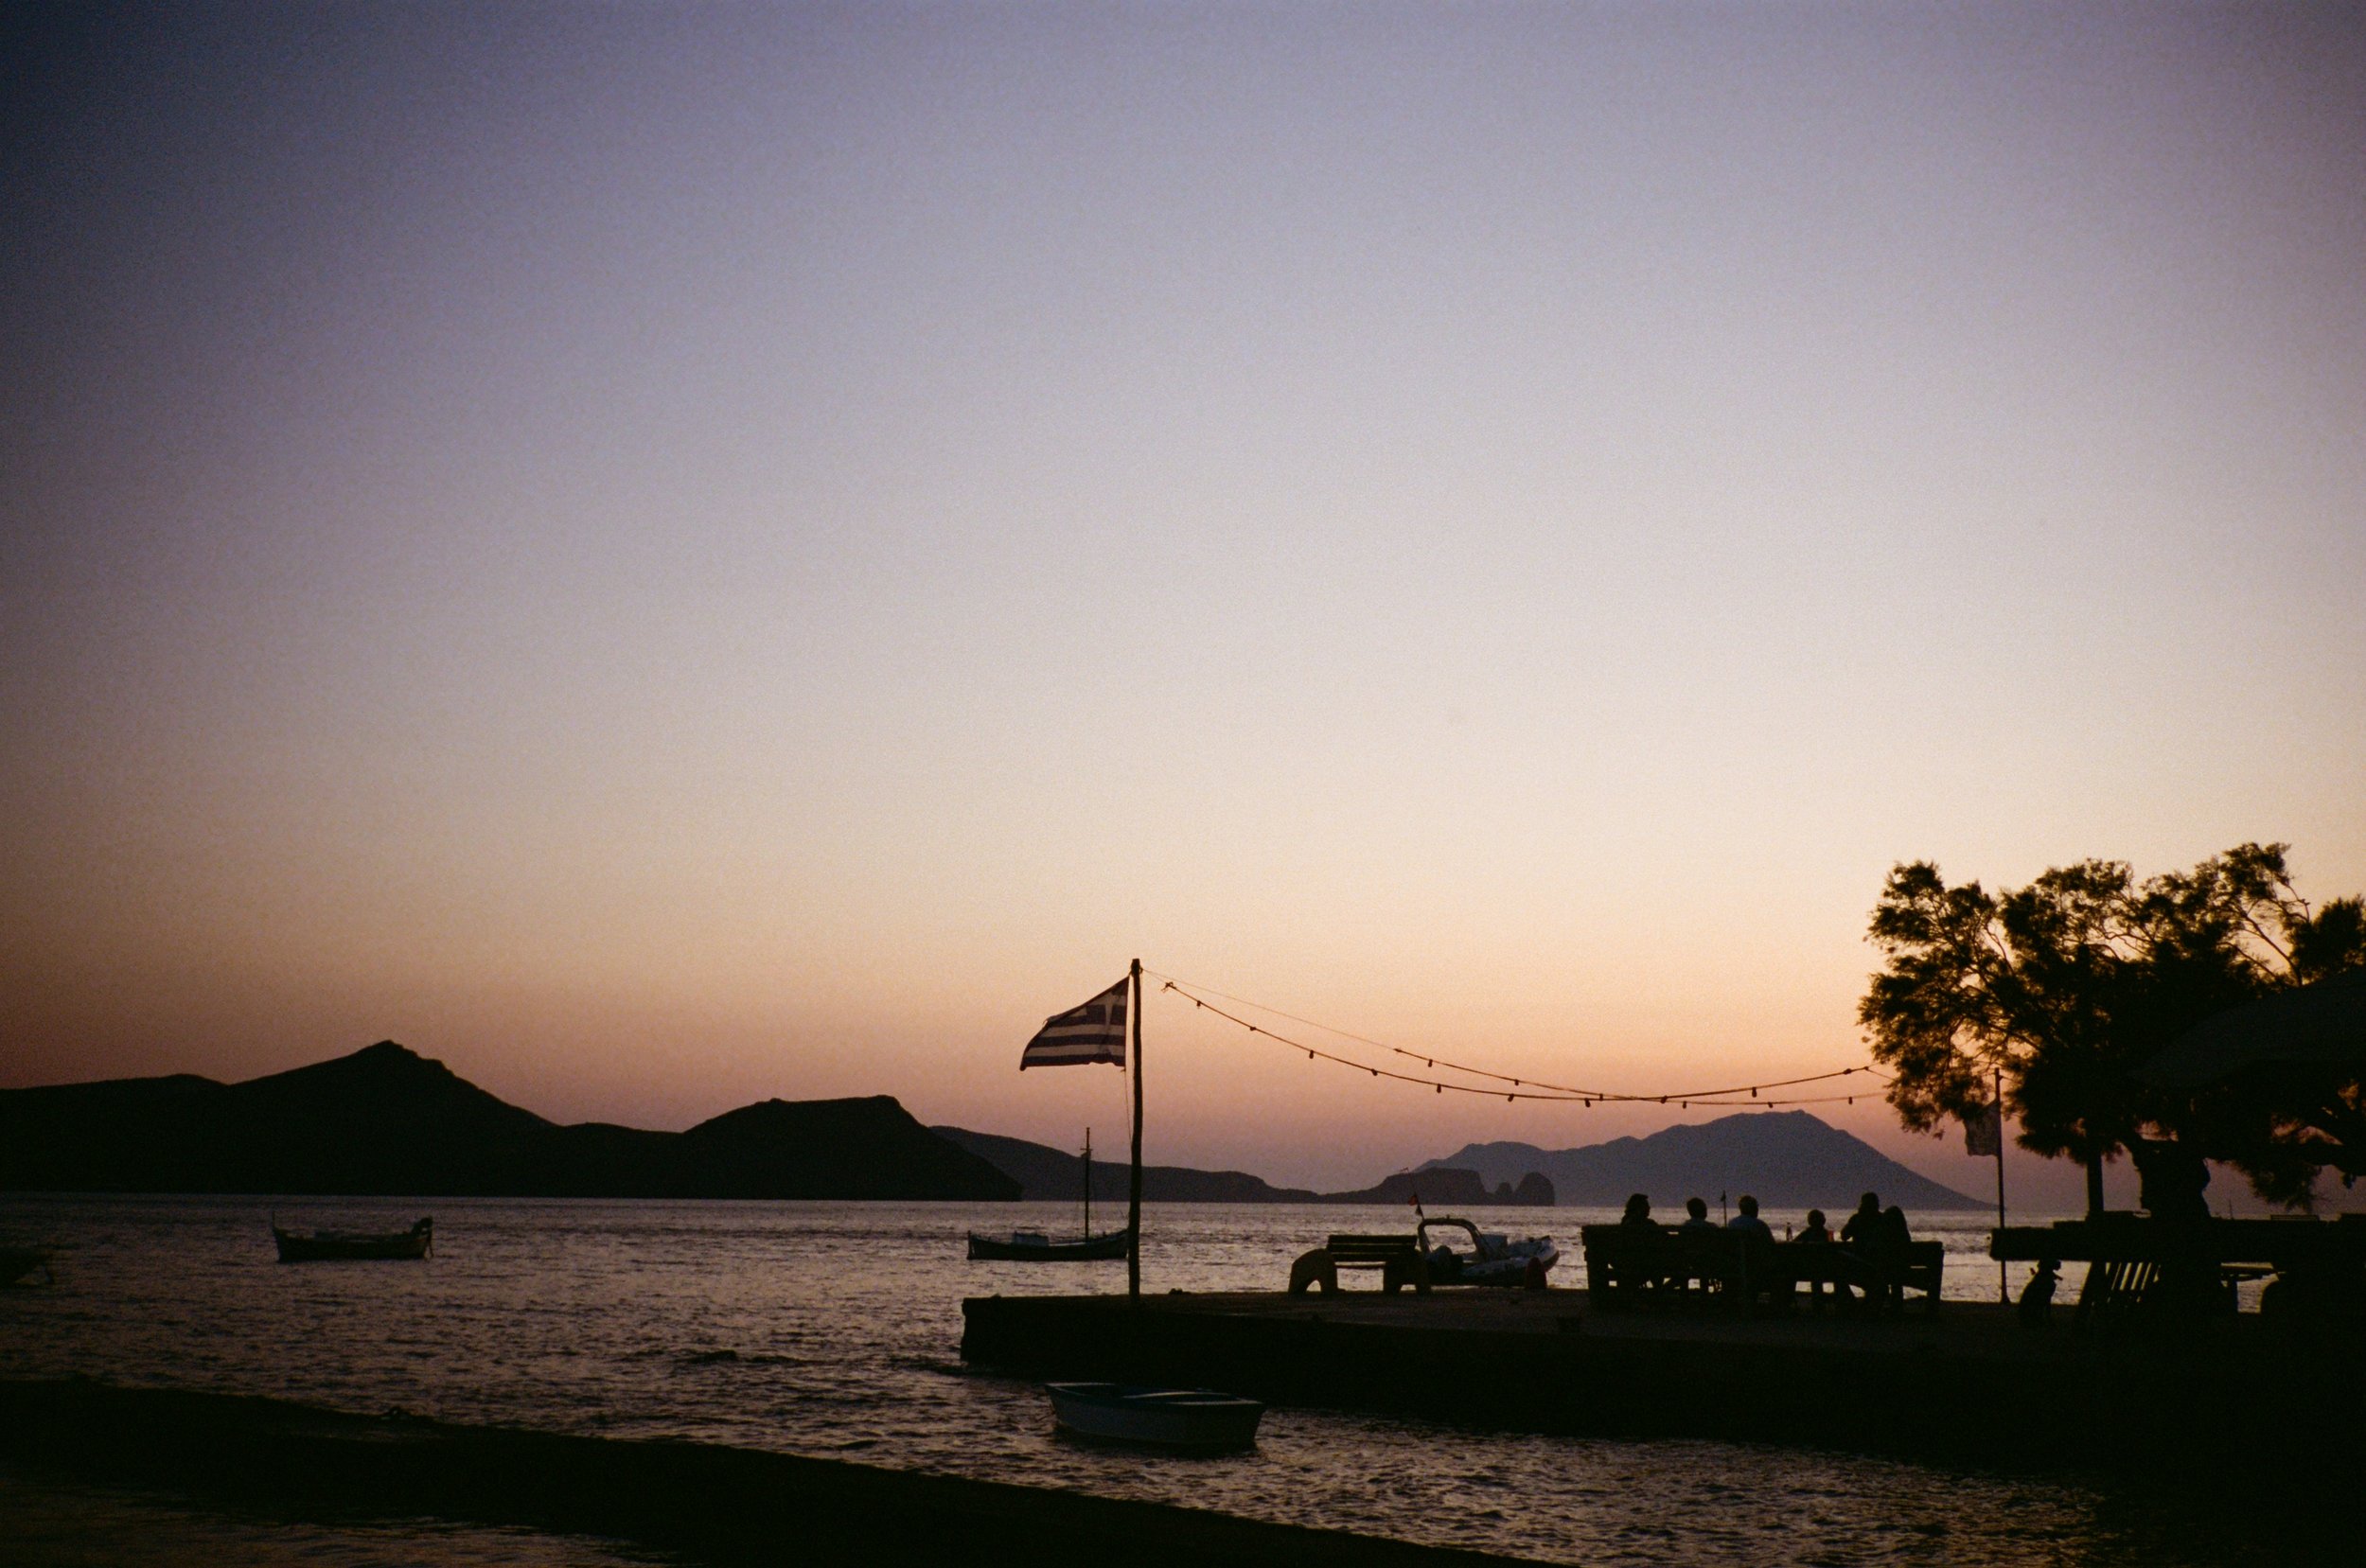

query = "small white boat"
1419;1216;1558;1286
1044;1382;1265;1450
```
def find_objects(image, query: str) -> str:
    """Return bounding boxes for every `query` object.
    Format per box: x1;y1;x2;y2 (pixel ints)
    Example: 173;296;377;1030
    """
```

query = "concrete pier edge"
960;1290;2365;1485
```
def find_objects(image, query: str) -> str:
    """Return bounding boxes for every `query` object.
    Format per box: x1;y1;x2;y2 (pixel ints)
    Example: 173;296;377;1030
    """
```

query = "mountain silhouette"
1418;1110;1984;1210
0;1042;1017;1201
933;1127;1554;1207
1349;1169;1556;1207
932;1126;1320;1203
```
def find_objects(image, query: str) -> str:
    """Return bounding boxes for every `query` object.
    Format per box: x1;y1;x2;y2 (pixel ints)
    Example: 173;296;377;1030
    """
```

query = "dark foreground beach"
0;1465;678;1568
0;1379;1520;1568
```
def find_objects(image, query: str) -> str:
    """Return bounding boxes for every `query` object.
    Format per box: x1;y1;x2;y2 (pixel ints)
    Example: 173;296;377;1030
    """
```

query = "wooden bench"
1785;1239;1946;1315
1991;1216;2366;1331
1580;1225;1944;1314
1289;1233;1430;1295
1580;1225;1753;1308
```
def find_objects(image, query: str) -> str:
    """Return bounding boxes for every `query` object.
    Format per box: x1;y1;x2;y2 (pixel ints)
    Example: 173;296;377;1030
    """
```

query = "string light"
1152;975;1894;1109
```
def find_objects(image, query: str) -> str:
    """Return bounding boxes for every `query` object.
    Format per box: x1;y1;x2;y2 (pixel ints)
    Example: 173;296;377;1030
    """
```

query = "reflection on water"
0;1196;2297;1566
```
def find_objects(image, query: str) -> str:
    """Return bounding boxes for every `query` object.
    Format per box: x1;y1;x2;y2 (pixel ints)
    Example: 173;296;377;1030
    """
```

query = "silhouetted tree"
1859;843;2364;1213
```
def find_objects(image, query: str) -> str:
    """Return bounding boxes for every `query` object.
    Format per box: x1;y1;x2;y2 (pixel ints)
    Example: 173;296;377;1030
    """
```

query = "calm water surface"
0;1197;2299;1565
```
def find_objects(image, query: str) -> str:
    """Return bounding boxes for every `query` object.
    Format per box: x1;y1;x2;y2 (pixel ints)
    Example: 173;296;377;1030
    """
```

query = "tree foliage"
1858;843;2365;1207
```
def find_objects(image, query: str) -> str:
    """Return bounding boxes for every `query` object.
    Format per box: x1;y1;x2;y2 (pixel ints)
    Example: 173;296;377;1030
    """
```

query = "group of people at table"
1616;1189;1917;1312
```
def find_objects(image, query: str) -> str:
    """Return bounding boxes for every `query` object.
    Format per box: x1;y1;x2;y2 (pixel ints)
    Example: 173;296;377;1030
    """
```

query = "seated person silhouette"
1838;1192;1884;1311
1674;1197;1720;1297
1726;1194;1780;1309
1873;1205;1913;1316
1612;1192;1663;1300
1725;1193;1774;1243
2019;1259;2060;1329
1795;1207;1834;1311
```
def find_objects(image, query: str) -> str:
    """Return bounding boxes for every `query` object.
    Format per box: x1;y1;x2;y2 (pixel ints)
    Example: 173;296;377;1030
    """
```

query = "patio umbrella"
2140;967;2366;1089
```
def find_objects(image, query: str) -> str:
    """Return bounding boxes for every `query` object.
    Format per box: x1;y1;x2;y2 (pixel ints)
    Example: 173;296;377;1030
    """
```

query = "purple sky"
5;5;2362;1205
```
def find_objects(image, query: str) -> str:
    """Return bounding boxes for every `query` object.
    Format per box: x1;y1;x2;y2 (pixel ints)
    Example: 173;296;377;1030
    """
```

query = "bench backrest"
1580;1227;1943;1270
1580;1224;1722;1250
1325;1233;1422;1261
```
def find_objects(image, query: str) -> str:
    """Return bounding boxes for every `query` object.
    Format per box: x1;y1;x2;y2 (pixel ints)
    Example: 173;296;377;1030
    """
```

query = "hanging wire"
1150;974;1894;1108
1158;983;1584;1101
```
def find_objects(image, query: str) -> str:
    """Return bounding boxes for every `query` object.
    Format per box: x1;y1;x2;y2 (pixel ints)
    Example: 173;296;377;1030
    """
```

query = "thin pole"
1127;957;1143;1301
1083;1128;1091;1240
1993;1066;2008;1305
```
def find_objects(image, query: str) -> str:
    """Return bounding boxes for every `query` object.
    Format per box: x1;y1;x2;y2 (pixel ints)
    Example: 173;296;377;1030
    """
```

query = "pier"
962;1288;2364;1481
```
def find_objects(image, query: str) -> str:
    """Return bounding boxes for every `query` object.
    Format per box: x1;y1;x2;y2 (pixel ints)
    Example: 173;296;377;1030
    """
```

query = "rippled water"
0;1196;2305;1565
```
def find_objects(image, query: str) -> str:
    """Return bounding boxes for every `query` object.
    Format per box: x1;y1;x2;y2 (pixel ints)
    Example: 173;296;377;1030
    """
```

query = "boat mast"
1127;956;1143;1300
1083;1128;1091;1239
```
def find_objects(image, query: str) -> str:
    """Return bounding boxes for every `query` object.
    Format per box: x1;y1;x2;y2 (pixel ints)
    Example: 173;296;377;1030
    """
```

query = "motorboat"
272;1216;433;1262
1044;1383;1265;1450
1419;1215;1557;1286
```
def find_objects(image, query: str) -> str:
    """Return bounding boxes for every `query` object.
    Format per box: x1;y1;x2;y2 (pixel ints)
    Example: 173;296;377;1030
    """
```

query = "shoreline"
0;1379;1521;1568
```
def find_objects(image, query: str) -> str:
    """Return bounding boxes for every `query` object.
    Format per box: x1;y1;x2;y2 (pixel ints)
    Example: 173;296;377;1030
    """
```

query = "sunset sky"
6;5;2361;1205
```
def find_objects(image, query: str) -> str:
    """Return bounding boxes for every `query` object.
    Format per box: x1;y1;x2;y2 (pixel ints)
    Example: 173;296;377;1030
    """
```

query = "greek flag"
1020;978;1129;1069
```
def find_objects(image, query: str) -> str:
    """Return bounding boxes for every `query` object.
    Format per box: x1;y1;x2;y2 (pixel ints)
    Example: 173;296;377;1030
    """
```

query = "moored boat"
1419;1215;1557;1286
1044;1382;1265;1450
967;1226;1134;1261
966;1128;1133;1262
272;1216;433;1262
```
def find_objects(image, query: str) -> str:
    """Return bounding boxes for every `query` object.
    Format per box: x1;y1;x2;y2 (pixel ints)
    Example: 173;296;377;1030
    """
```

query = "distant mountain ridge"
0;1042;1017;1201
932;1127;1555;1207
931;1127;1319;1204
3;1044;1952;1210
1418;1110;1985;1210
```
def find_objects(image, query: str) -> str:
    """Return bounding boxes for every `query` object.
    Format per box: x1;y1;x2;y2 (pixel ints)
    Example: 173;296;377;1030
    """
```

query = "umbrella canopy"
2141;967;2366;1089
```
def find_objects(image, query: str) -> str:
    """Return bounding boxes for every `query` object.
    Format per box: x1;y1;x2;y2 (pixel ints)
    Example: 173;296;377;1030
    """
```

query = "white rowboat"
1044;1383;1265;1450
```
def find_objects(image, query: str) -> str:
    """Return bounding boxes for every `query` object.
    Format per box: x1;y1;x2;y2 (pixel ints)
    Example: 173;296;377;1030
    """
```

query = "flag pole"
1127;957;1143;1301
1993;1066;2008;1305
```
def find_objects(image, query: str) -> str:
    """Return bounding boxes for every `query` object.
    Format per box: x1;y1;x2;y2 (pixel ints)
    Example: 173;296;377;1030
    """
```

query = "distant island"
1419;1110;1986;1210
2;1041;1979;1209
932;1127;1556;1207
0;1042;1017;1201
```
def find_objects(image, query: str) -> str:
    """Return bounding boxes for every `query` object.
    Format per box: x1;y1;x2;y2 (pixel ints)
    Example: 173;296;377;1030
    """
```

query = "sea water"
0;1196;2296;1566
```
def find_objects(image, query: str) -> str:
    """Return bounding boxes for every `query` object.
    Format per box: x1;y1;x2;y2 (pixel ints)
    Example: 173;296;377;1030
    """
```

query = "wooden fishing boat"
1045;1383;1265;1450
272;1216;433;1262
966;1128;1133;1262
967;1226;1134;1261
